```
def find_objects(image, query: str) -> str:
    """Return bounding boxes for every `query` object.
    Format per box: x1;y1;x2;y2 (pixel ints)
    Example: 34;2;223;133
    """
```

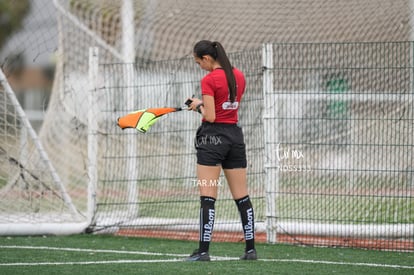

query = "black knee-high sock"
235;195;255;252
199;196;216;253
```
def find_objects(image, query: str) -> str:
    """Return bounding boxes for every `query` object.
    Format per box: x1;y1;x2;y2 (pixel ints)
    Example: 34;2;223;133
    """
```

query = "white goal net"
0;69;86;234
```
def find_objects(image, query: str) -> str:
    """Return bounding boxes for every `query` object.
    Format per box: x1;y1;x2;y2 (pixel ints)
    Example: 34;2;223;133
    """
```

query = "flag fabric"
117;107;180;133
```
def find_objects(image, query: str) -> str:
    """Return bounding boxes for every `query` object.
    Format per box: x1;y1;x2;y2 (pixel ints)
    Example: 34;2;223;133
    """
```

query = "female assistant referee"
186;40;257;261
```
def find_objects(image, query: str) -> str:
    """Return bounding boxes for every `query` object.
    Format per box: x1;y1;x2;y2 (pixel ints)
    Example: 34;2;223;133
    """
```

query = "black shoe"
185;249;211;261
240;249;257;260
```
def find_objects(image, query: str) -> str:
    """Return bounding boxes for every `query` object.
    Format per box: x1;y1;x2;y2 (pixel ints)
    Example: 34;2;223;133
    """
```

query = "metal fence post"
262;43;278;243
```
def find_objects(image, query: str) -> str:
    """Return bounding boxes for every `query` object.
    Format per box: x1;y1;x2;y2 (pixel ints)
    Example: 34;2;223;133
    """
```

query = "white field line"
0;245;413;269
0;245;237;261
0;259;182;266
259;259;414;269
0;245;190;258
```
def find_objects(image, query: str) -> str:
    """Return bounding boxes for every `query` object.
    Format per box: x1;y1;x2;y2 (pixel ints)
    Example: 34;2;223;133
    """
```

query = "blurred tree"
0;0;30;48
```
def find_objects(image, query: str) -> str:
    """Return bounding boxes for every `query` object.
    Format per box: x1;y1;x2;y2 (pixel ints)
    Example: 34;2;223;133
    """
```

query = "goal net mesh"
0;72;84;232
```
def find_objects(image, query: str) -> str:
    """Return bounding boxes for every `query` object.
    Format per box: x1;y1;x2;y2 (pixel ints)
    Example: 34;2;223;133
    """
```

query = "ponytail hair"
194;40;237;102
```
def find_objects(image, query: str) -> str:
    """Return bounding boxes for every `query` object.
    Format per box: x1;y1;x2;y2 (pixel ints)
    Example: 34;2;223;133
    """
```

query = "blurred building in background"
0;0;57;131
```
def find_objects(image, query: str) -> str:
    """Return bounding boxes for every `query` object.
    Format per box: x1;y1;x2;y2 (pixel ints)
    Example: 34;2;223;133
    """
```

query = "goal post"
87;47;99;226
121;0;139;217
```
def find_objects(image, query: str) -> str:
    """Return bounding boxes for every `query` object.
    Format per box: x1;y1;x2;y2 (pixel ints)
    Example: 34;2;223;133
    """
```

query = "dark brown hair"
193;40;236;102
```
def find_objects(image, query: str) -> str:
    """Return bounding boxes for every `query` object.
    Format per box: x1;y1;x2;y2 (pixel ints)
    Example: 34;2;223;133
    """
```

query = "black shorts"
194;122;247;169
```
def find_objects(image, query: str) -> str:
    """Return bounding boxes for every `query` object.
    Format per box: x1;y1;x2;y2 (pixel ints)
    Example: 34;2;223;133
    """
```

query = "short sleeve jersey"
201;68;246;124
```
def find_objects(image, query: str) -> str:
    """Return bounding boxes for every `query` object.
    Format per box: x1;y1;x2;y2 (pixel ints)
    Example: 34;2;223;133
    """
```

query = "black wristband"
196;103;204;113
